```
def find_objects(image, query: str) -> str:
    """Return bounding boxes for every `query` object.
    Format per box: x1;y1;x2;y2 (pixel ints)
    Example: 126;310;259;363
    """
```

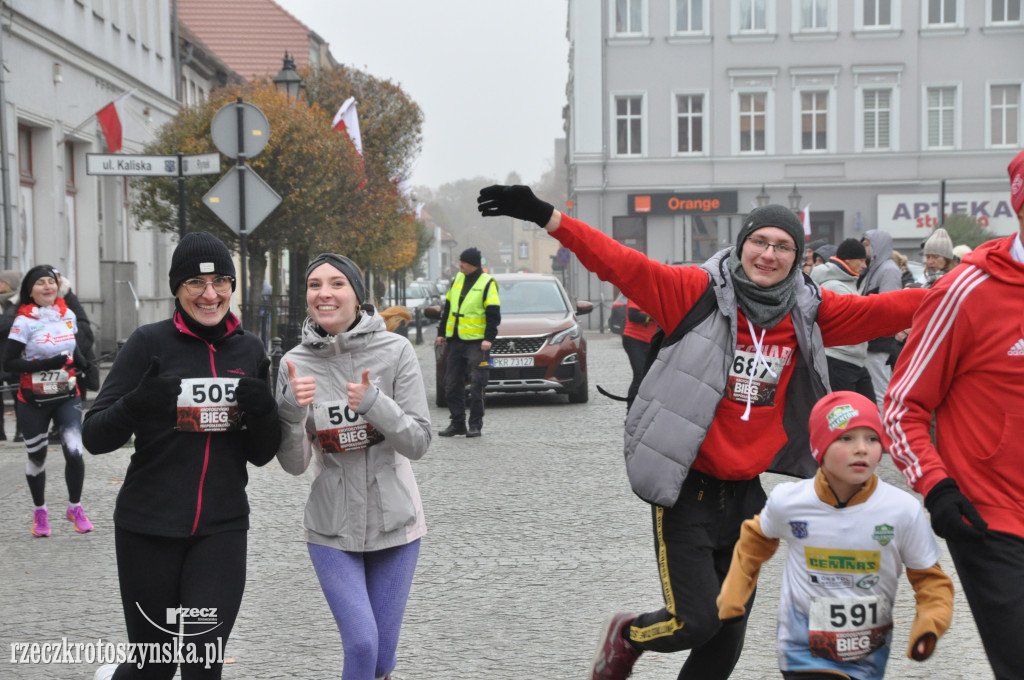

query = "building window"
675;94;704;153
675;0;704;32
801;0;828;28
927;86;957;148
739;0;767;30
616;0;644;34
928;0;957;25
991;0;1021;22
863;0;893;25
800;91;828;150
739;92;766;152
17;125;32;179
613;216;647;253
991;84;1020;146
863;89;892;150
65;142;76;190
615;95;643;155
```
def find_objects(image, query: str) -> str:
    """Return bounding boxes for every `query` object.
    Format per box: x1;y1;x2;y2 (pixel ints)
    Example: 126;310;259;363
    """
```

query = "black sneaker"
439;423;467;437
466;426;481;438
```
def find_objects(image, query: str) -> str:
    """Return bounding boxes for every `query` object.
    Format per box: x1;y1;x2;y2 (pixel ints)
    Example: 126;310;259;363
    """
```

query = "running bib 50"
313;399;384;454
176;378;242;432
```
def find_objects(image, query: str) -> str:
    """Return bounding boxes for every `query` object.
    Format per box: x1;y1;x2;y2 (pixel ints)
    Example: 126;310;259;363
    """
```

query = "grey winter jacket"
811;261;868;366
623;249;829;507
275;311;431;551
859;229;903;354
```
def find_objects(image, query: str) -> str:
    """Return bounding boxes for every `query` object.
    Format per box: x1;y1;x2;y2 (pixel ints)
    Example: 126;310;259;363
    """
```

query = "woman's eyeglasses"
182;276;234;296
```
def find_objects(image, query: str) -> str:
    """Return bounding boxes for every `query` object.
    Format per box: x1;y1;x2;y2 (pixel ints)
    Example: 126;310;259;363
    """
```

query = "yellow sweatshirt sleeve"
905;563;954;660
717;514;779;619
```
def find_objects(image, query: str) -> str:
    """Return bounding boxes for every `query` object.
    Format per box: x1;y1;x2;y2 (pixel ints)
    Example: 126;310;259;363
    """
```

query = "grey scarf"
727;248;798;329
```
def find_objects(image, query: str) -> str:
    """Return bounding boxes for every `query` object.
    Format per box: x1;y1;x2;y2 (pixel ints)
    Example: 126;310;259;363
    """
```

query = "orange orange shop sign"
629;191;737;216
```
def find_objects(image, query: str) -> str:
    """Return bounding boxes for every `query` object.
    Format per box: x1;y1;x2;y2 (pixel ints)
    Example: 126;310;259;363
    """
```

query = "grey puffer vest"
623;249;830;506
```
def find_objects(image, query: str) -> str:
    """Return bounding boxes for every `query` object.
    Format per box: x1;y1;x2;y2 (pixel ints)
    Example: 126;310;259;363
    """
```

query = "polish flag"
96;90;134;153
332;97;365;189
332;97;363;157
800;204;812;239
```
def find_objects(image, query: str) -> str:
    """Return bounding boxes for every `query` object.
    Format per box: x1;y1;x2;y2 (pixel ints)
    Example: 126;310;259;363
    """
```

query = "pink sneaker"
66;505;94;533
32;508;51;537
590;612;642;680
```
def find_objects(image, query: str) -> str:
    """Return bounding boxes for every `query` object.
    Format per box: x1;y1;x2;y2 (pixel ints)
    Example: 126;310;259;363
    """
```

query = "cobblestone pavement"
0;330;990;679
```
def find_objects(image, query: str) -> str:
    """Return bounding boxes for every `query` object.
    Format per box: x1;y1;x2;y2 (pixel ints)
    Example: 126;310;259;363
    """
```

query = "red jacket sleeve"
883;285;961;496
552;214;709;332
817;287;926;347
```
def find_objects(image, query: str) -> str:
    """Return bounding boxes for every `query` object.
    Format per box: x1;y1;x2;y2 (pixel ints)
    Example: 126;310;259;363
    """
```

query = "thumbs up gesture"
347;368;372;411
286;359;317;406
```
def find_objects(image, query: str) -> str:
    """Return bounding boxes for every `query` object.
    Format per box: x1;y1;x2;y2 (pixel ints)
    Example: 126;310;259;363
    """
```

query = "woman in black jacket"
83;232;281;680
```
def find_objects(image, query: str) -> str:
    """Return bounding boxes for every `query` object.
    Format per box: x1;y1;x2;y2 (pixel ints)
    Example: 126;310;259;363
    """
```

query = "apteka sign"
877;192;1017;238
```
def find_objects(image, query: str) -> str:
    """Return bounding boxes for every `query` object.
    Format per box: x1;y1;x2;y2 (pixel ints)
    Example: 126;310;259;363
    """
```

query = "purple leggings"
307;539;420;680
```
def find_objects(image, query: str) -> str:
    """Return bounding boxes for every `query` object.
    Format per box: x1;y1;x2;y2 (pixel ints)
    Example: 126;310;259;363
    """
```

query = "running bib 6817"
313;399;384;454
726;349;784;407
176;378;242;432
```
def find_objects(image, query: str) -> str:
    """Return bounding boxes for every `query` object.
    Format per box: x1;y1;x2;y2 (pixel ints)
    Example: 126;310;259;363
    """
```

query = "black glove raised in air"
924;477;988;541
477;185;555;228
235;358;276;417
121;357;182;420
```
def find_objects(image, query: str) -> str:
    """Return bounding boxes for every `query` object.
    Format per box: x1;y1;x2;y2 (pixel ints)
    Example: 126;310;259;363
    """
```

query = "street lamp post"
788;184;802;213
756;184;771;208
272;52;306;350
272;52;305;101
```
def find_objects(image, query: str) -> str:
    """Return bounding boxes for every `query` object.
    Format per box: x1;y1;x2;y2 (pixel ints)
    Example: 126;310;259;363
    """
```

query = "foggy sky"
275;0;570;191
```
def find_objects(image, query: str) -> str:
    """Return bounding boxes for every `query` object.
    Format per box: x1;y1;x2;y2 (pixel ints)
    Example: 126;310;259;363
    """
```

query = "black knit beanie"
168;232;236;294
836;238;867;261
460;247;482;268
20;264;59;305
305;253;366;305
736;204;805;267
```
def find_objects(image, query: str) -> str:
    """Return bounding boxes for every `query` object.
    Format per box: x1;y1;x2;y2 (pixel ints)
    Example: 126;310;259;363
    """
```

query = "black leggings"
19;396;84;506
111;528;247;680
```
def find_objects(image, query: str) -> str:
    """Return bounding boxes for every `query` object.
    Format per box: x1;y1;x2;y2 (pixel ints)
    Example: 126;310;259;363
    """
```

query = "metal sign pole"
177;151;186;237
236;98;249;313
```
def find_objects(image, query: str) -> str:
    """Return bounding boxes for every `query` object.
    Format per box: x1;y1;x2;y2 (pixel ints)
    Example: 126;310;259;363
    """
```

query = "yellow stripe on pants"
629;506;686;643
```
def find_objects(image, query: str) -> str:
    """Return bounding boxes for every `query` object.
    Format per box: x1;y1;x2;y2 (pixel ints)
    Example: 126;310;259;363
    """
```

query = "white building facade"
565;0;1023;324
2;0;181;352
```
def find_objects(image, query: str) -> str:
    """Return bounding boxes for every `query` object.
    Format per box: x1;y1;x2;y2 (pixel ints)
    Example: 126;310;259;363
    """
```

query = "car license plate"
491;356;534;368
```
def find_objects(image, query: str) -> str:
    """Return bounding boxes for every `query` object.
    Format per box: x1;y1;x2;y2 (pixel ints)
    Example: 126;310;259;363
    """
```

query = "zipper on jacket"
191;341;218;534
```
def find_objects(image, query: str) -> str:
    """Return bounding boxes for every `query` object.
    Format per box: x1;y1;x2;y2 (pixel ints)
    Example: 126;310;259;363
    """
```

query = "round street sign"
210;101;270;159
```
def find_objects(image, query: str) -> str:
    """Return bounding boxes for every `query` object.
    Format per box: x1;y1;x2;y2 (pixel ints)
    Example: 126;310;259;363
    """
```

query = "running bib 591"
313;399;384;454
176;378;242;432
807;595;892;662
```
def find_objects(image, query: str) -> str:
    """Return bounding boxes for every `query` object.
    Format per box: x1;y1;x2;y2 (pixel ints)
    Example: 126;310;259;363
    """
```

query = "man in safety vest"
436;247;501;438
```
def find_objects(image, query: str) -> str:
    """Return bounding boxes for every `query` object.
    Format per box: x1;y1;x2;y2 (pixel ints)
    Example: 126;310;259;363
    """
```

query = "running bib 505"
176;378;242;432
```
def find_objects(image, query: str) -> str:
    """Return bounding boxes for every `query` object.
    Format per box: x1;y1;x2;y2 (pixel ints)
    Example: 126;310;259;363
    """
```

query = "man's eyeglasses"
182;276;235;296
745;236;798;257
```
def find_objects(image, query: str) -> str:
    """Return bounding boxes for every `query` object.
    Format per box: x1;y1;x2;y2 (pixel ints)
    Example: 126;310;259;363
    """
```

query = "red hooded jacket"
885;234;1024;538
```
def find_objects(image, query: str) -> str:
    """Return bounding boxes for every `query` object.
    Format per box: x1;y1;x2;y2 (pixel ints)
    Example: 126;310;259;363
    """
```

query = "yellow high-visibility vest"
445;272;499;340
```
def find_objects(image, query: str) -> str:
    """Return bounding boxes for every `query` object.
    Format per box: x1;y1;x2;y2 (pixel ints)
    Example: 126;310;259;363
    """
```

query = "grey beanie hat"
305;253;366;305
737;204;805;267
169;232;236;294
923;228;955;260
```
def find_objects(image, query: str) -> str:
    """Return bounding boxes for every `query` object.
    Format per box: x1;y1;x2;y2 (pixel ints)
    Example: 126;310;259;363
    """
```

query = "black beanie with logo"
168;232;236;294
